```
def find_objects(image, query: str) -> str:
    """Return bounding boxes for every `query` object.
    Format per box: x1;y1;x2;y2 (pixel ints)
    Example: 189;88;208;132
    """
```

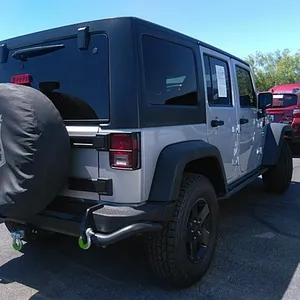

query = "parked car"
269;83;300;94
267;84;300;144
0;17;293;288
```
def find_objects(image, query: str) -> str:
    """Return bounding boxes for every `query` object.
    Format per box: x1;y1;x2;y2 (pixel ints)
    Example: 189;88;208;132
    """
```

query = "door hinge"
256;147;263;155
232;157;240;166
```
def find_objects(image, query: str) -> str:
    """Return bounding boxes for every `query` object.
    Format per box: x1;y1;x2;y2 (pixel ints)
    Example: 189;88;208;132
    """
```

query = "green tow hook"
12;241;23;251
78;228;92;250
11;231;24;251
78;236;90;250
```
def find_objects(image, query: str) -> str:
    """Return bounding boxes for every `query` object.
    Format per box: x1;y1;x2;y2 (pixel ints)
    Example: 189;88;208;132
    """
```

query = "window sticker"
215;65;227;98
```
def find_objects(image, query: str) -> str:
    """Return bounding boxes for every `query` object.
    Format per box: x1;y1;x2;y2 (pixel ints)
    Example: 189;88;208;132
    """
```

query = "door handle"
239;118;249;125
211;120;224;127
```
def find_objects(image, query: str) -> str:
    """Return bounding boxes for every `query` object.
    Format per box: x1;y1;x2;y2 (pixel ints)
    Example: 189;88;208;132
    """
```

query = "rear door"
200;46;239;183
0;34;110;201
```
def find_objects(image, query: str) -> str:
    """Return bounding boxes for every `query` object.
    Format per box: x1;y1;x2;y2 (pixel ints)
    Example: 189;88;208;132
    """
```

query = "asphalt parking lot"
0;153;300;300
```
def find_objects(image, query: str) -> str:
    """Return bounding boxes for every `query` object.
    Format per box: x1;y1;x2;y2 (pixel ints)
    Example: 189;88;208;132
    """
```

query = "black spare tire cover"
0;83;70;218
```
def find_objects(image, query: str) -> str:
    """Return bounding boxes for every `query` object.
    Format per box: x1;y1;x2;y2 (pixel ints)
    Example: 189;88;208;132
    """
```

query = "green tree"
245;49;300;91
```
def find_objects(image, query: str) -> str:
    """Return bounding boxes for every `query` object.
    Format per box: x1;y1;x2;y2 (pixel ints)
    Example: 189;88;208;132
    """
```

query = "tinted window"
203;54;232;106
272;94;298;108
0;34;109;122
142;35;197;106
236;66;257;107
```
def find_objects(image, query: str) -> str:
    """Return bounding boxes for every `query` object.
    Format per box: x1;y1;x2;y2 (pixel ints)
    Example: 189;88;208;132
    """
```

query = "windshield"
0;33;110;123
272;94;298;108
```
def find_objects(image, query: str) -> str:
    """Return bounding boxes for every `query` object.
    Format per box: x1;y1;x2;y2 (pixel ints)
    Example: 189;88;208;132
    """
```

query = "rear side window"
236;66;257;108
0;34;109;122
203;54;232;106
142;35;198;106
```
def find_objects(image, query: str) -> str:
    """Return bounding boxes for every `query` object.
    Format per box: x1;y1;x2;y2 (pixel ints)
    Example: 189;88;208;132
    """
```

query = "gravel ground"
0;154;300;300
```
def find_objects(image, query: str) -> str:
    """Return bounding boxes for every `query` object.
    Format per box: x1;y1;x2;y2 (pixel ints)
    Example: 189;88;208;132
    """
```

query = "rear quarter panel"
98;125;208;204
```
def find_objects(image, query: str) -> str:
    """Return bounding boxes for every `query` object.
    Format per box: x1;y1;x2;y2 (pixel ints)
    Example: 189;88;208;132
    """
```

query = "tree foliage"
244;49;300;92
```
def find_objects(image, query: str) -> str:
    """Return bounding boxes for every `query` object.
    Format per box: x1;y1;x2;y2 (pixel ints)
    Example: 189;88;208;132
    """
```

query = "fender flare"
262;123;293;166
148;140;227;202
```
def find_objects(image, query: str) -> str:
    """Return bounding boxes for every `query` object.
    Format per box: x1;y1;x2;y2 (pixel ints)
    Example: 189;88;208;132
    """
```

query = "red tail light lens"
11;74;32;85
293;108;300;118
109;133;140;170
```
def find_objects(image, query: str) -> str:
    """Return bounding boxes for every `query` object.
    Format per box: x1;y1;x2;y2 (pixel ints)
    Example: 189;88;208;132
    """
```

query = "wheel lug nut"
194;236;197;240
198;231;201;235
198;221;201;224
194;220;197;223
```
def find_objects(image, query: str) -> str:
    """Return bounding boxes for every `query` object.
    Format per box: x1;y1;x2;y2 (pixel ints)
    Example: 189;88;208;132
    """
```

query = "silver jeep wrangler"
0;17;293;288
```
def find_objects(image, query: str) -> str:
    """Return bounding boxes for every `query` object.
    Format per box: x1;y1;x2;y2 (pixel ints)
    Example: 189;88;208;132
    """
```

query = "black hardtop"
0;17;130;50
134;17;249;66
0;16;249;66
0;16;249;130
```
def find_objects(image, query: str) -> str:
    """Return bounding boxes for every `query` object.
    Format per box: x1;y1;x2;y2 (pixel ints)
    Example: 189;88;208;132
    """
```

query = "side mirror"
258;92;273;109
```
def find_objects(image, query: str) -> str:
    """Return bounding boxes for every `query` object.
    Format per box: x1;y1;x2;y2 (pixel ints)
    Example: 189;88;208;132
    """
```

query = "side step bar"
220;167;268;200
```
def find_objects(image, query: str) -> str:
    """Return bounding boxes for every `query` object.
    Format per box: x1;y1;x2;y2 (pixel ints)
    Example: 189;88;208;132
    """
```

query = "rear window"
0;34;109;122
272;94;298;108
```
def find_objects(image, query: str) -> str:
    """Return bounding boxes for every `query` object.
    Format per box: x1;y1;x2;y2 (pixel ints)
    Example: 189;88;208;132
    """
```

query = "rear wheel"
262;139;293;193
148;173;219;288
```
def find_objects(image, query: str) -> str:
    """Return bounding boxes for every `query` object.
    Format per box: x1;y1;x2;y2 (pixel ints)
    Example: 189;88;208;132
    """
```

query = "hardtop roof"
0;16;249;66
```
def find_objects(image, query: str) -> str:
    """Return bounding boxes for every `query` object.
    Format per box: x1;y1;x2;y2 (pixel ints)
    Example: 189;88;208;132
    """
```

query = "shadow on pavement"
1;179;300;300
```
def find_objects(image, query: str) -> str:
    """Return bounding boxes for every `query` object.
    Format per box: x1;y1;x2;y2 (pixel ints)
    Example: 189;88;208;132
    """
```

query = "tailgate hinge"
77;26;90;50
0;44;8;63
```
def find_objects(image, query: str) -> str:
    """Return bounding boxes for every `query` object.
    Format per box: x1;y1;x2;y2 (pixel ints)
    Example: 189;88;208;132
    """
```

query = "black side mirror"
258;92;273;109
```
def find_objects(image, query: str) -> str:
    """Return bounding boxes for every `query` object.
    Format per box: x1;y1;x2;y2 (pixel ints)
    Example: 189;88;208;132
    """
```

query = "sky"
0;0;299;59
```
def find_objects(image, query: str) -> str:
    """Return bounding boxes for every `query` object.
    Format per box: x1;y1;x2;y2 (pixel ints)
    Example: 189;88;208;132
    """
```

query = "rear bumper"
91;202;174;232
5;199;174;246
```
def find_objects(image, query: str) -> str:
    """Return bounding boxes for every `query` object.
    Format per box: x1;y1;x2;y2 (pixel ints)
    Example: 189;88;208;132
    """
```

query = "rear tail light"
293;108;300;118
109;133;140;170
11;74;32;85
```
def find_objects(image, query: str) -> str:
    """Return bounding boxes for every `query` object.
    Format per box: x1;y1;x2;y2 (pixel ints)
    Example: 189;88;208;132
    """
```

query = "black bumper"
5;199;174;246
91;202;174;233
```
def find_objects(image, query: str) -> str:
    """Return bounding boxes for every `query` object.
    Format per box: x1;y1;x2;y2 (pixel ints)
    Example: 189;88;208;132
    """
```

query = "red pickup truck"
267;83;300;144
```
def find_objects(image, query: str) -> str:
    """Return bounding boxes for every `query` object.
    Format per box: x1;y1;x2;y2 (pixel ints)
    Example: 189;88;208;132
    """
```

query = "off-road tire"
262;139;293;194
148;173;219;288
4;220;54;242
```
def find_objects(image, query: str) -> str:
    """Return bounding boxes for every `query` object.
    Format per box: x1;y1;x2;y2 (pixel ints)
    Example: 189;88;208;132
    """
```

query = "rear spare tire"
0;83;70;218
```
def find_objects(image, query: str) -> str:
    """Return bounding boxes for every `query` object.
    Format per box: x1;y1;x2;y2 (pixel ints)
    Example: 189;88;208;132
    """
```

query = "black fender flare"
148;140;227;202
262;123;293;166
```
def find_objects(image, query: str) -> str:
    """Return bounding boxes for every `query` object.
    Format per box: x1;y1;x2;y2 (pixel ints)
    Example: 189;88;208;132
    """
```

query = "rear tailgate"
267;94;297;124
0;32;110;201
